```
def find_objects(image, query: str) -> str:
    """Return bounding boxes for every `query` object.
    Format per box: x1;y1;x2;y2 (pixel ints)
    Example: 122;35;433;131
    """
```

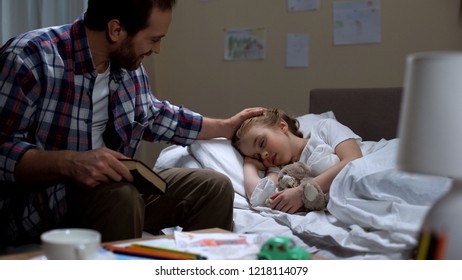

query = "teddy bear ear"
297;162;311;173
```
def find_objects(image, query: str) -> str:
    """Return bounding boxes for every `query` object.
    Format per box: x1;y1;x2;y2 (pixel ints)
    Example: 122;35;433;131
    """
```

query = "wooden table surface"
0;228;230;260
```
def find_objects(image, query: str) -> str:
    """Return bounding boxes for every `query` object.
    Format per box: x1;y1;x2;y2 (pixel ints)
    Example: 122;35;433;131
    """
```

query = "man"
0;0;262;249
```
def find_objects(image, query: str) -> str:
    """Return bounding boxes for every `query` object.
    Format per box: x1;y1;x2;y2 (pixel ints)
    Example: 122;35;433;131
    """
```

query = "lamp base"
415;179;462;259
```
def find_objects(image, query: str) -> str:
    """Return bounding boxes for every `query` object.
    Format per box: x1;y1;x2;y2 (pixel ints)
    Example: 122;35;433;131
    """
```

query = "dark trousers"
70;168;234;242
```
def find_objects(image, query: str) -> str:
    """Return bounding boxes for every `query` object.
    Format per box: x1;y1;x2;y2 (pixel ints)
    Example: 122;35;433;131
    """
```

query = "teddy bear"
265;162;328;212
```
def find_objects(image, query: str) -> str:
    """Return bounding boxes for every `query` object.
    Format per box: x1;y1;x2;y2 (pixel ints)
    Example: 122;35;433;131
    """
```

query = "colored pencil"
434;231;447;260
103;244;206;260
131;244;206;259
416;230;431;260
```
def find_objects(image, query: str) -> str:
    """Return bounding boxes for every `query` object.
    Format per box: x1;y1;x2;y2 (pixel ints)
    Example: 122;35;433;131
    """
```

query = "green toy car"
257;236;311;260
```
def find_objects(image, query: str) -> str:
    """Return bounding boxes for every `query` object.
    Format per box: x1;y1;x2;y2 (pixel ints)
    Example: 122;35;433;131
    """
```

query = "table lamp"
397;51;462;259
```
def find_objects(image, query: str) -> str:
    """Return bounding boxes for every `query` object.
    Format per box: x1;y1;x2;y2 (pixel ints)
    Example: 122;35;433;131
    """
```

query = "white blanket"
153;114;452;259
247;139;451;258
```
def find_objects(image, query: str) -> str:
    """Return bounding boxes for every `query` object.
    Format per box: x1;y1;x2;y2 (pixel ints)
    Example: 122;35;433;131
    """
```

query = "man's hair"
84;0;177;36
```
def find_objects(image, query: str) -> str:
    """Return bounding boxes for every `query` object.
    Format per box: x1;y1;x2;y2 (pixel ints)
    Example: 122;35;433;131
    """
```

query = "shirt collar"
70;14;94;76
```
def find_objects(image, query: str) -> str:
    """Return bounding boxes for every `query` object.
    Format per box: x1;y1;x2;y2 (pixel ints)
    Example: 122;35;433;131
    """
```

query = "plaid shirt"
0;16;202;246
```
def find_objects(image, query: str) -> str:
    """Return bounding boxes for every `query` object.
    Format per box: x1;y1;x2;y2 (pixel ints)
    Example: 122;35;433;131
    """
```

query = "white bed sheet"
153;113;452;259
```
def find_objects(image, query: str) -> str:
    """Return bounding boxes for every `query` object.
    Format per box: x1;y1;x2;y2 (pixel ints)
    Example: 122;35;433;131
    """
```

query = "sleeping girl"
231;108;380;213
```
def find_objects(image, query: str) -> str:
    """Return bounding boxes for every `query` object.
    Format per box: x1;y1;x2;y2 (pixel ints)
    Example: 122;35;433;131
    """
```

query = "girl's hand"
268;186;304;214
244;156;266;171
243;156;267;199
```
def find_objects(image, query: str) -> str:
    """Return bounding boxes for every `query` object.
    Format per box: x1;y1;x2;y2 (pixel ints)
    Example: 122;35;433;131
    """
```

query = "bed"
153;87;452;259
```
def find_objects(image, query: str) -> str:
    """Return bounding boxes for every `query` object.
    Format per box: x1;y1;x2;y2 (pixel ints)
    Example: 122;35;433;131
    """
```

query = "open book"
120;159;167;195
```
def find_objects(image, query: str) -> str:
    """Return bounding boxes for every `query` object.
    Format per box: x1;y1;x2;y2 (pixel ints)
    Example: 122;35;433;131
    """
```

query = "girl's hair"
232;108;303;149
84;0;177;36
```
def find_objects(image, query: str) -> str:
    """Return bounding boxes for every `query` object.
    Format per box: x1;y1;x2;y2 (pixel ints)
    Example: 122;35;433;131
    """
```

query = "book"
120;159;167;195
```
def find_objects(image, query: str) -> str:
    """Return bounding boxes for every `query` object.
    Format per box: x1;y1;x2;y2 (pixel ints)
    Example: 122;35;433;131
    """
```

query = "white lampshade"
397;51;462;180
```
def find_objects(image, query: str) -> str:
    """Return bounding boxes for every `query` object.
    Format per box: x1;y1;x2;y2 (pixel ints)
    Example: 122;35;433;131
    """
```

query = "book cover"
120;159;167;195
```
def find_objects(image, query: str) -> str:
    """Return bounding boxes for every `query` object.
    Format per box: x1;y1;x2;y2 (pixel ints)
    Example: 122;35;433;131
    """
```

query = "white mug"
41;228;102;260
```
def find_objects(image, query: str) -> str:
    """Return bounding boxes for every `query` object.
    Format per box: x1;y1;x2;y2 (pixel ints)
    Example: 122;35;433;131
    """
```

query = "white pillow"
188;138;245;197
153;145;202;171
296;111;336;137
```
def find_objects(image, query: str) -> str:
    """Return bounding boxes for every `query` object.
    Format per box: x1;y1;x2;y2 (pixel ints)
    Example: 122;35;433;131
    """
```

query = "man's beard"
109;38;142;71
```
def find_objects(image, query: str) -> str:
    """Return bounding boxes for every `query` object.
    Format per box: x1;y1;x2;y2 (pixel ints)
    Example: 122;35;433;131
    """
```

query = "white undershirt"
91;67;111;148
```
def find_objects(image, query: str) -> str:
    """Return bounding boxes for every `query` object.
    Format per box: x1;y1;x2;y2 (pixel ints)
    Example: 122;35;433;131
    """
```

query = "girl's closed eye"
259;138;266;148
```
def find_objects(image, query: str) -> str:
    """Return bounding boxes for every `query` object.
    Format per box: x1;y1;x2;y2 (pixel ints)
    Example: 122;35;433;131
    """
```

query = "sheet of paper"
288;0;320;12
333;0;381;45
224;27;266;61
174;231;272;260
286;33;309;68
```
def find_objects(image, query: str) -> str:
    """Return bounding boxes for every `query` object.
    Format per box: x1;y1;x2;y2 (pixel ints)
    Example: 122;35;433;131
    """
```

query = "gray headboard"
309;87;403;141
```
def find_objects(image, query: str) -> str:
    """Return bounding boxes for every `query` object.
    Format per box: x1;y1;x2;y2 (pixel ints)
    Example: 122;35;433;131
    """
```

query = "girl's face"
237;120;295;167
